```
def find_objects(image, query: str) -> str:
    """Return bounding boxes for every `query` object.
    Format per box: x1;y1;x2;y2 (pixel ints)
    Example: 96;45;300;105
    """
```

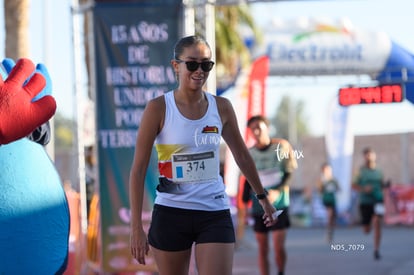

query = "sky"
1;0;414;137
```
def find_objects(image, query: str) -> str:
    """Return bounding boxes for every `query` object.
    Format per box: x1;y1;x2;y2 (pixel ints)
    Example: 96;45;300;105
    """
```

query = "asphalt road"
233;225;414;275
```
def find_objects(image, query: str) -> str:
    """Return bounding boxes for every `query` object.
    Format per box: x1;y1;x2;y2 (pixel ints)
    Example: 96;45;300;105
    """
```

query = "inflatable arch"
254;18;414;104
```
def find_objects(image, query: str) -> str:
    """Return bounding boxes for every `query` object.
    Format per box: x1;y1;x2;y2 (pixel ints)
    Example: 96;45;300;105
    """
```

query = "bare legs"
272;230;287;275
255;230;287;275
373;215;382;254
151;243;234;275
255;232;270;275
195;243;234;275
326;207;336;242
362;214;382;260
150;246;192;275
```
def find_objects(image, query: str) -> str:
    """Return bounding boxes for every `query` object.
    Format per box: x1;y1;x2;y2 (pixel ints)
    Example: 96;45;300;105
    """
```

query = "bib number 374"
172;151;218;183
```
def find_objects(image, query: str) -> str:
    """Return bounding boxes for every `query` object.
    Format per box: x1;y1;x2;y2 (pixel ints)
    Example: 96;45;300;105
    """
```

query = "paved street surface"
233;225;414;275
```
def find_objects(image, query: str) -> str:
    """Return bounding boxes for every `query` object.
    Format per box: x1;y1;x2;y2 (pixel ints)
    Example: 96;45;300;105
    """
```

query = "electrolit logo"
292;23;353;43
267;22;362;64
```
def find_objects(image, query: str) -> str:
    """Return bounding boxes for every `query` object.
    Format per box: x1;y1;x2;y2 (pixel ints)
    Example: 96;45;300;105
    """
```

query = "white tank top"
154;91;230;211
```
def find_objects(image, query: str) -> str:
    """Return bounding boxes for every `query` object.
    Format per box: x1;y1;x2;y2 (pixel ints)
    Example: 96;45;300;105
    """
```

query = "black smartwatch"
255;189;268;200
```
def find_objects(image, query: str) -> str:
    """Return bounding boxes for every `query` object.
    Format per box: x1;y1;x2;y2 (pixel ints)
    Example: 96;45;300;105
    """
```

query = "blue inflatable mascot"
0;58;70;274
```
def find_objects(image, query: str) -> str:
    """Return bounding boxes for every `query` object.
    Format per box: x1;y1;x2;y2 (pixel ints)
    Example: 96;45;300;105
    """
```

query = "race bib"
171;151;218;183
325;182;337;193
374;203;385;215
258;167;282;188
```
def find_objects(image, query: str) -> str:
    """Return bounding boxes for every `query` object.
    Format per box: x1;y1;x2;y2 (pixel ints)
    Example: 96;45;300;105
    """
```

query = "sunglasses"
175;59;215;72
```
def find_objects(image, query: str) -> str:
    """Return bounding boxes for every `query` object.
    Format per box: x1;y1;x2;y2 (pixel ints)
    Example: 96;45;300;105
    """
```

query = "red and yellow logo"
202;125;219;134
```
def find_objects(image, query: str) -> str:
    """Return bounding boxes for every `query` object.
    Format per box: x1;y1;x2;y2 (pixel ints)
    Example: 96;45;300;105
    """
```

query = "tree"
270;95;311;144
213;4;263;89
4;0;30;59
194;4;262;89
54;112;75;150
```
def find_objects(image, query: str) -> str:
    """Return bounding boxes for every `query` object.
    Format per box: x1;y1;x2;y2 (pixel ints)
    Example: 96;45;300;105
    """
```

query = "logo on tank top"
202;125;219;133
194;125;221;147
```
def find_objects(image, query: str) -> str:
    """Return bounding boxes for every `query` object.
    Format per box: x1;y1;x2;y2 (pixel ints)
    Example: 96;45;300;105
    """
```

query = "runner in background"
242;115;297;275
317;162;340;242
352;147;385;260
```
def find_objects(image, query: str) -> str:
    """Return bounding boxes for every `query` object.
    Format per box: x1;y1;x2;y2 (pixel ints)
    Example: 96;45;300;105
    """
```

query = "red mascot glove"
0;58;56;145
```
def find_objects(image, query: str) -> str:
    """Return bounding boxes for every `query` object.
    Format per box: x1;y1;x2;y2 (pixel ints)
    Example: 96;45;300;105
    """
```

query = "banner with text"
384;184;414;225
93;1;180;272
325;97;354;216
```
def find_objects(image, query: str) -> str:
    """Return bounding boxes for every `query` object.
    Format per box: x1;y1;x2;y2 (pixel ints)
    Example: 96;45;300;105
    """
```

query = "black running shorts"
253;208;290;233
148;204;236;251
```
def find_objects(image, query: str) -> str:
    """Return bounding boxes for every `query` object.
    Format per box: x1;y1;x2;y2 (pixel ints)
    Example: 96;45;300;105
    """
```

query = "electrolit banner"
93;1;180;272
255;18;392;76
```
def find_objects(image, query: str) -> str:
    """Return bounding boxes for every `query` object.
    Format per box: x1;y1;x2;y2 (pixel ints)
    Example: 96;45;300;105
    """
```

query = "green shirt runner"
354;166;384;205
246;139;297;215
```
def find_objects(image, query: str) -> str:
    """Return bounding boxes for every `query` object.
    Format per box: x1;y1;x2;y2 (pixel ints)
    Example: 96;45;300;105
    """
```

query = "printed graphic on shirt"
156;144;185;179
202;125;219;134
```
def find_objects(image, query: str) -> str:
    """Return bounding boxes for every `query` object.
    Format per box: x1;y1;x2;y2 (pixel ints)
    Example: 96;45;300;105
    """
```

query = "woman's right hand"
130;227;149;265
